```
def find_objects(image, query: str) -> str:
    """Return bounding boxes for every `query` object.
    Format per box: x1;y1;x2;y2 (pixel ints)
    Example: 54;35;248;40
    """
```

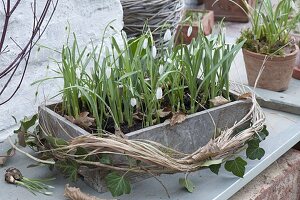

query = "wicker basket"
121;0;183;41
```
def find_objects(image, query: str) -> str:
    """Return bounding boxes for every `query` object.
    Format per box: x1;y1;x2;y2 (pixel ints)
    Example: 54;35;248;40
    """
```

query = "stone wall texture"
0;0;123;138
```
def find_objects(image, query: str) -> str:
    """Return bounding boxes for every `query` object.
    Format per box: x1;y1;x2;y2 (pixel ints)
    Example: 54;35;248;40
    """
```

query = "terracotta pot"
293;68;300;80
204;0;255;23
242;45;299;91
175;10;214;45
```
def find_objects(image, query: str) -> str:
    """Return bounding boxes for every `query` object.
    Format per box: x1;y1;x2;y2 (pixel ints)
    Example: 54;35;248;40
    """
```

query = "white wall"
0;0;123;136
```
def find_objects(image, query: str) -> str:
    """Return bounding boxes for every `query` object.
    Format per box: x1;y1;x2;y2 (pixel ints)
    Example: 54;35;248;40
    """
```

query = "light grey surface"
1;108;300;200
246;87;300;115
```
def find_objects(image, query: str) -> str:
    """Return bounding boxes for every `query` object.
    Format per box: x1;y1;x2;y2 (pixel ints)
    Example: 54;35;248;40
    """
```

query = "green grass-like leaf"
105;172;131;197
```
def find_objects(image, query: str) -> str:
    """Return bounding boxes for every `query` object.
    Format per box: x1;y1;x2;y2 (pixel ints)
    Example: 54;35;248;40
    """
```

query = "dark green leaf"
209;164;221;175
56;159;78;181
246;140;265;160
257;125;269;140
179;178;195;193
225;157;247;178
75;147;88;156
100;154;112;165
105;172;131;197
21;114;38;132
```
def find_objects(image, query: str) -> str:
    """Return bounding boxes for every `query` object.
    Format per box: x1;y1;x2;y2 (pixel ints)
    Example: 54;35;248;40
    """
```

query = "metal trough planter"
38;98;252;192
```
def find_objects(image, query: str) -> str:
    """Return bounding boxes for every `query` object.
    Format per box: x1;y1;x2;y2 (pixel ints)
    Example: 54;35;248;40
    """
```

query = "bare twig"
0;0;59;105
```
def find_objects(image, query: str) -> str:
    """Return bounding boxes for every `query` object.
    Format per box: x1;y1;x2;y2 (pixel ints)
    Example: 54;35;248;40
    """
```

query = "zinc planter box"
38;98;252;192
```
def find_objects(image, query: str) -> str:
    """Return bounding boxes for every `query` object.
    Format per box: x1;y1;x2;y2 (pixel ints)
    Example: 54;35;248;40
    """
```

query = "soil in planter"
50;89;236;135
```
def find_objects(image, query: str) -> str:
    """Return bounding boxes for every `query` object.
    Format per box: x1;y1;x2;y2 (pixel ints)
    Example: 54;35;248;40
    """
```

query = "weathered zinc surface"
39;99;252;192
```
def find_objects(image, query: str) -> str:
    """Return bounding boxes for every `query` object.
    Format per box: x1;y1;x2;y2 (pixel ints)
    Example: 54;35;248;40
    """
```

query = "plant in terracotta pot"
237;0;300;91
175;9;214;45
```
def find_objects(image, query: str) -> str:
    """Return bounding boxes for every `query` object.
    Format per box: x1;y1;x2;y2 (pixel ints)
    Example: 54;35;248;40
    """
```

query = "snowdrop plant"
49;24;244;134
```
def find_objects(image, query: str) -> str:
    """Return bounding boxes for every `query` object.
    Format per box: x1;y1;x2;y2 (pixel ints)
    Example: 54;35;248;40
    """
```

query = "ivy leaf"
14;114;38;133
75;147;88;156
100;154;112;165
209;164;221;175
105;172;131;197
56;159;78;181
257;125;269;140
14;114;38;147
179;178;195;193
225;157;247;178
246;139;265;160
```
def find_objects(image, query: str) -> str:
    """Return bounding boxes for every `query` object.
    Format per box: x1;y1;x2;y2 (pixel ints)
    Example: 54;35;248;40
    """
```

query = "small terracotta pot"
293;67;300;80
242;45;299;91
175;10;214;45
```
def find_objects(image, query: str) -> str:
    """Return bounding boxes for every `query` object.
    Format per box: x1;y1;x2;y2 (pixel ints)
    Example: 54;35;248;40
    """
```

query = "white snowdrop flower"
163;29;172;42
105;67;111;79
143;39;148;49
156;87;163;100
152;45;157;58
187;26;193;37
159;64;164;75
130;98;137;107
167;58;172;64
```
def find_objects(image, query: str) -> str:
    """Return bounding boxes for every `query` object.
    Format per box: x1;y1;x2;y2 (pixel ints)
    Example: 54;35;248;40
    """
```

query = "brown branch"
0;0;59;105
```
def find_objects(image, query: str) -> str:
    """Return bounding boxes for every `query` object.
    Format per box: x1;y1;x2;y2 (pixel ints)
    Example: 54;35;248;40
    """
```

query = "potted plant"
205;0;256;23
29;25;267;197
237;0;300;91
175;9;214;45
